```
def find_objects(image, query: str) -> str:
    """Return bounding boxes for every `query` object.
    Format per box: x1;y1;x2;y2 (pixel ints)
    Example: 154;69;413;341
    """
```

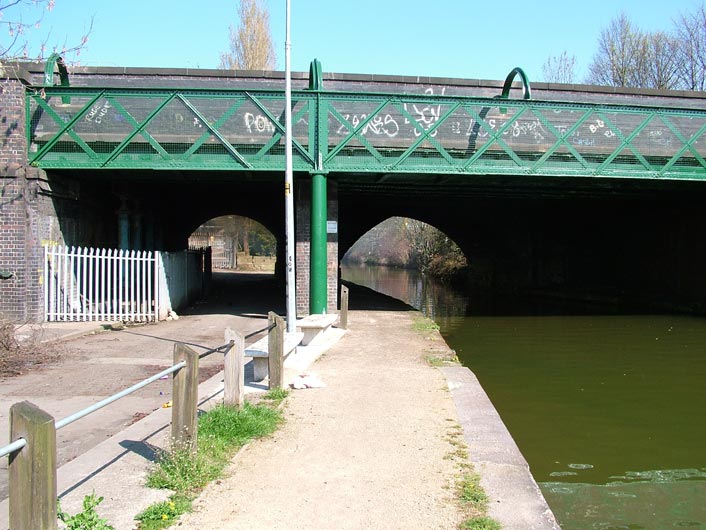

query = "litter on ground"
290;374;325;389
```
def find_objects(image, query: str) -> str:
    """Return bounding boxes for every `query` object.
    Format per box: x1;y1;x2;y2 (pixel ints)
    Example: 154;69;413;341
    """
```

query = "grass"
261;387;289;403
444;422;503;530
57;493;115;530
134;495;191;530
459;516;503;530
136;399;285;529
458;473;488;506
456;472;502;529
426;355;447;367
425;353;460;367
411;316;440;332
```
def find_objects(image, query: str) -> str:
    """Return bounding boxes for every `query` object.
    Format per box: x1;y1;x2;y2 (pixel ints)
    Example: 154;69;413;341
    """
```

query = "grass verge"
135;389;288;529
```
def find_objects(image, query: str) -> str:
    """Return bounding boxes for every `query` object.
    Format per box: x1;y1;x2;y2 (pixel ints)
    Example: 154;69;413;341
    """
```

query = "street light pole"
284;0;296;332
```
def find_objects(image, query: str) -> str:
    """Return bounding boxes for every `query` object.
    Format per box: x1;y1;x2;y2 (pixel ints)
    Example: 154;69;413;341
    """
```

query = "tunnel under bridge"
2;58;706;321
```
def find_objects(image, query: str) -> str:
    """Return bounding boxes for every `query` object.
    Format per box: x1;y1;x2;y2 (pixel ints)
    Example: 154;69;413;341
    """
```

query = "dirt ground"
0;272;282;502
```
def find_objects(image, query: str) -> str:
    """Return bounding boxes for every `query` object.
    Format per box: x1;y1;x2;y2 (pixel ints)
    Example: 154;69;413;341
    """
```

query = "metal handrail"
0;361;186;458
54;361;186;430
198;342;233;359
0;438;27;458
245;322;276;340
198;323;276;360
0;324;277;457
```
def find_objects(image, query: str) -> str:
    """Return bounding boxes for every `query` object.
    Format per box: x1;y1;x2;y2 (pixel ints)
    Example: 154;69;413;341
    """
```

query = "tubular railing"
1;315;287;530
54;362;186;430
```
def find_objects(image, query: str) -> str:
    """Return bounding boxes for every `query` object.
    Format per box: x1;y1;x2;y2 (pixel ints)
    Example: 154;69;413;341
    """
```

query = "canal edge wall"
441;364;562;529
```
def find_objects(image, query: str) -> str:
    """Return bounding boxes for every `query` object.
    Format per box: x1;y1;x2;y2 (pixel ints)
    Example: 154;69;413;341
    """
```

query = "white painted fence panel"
44;246;160;322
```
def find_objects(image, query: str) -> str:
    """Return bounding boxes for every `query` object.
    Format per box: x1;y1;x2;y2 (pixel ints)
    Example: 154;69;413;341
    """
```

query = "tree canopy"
542;4;706;90
219;0;276;71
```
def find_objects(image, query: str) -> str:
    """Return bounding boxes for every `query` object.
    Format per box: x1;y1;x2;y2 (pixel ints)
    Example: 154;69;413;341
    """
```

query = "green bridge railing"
27;82;706;180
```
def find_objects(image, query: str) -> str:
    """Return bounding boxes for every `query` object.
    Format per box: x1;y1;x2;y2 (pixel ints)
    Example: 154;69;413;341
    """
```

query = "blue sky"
13;0;706;83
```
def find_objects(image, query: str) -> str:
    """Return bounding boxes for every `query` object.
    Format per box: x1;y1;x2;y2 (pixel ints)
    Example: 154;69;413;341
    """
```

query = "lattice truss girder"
28;89;316;170
323;95;706;178
27;88;706;179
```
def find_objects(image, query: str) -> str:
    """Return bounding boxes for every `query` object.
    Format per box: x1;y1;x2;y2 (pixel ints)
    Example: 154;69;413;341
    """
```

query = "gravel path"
176;310;466;530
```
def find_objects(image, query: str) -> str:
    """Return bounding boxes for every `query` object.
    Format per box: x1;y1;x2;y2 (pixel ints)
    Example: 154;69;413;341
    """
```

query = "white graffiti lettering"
404;88;445;138
84;101;111;125
336;113;400;138
510;120;546;141
649;130;673;146
244;112;276;134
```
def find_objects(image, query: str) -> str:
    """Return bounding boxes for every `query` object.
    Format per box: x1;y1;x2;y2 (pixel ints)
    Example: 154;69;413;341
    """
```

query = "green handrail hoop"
498;67;531;100
309;58;323;91
44;53;70;104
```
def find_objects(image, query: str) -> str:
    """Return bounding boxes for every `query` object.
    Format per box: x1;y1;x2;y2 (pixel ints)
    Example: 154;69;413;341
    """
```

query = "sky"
10;0;706;83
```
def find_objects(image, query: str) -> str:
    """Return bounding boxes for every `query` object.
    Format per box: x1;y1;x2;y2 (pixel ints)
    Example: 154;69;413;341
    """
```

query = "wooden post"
340;285;349;330
172;343;199;452
224;327;245;408
9;401;57;530
268;312;285;390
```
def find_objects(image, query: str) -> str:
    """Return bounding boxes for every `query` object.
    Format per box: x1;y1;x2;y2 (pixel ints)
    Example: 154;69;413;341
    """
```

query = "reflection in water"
342;264;706;530
342;264;469;319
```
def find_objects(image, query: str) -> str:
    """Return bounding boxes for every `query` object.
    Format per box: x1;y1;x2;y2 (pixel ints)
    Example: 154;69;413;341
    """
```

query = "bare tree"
0;0;91;62
541;51;577;83
673;3;706;90
219;0;276;71
206;215;275;257
587;13;648;87
586;12;683;89
644;31;681;89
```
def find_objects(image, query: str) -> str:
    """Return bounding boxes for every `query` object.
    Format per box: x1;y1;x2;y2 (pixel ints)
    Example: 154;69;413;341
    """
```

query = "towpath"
1;273;560;529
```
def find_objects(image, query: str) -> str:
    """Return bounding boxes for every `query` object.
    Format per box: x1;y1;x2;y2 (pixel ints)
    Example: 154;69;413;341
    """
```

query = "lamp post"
284;0;296;332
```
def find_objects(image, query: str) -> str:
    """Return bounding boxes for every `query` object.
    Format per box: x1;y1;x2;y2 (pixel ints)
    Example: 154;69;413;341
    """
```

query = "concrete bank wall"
441;365;562;530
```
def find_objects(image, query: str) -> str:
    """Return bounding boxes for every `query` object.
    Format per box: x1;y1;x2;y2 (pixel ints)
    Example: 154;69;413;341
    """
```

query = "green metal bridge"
27;61;706;181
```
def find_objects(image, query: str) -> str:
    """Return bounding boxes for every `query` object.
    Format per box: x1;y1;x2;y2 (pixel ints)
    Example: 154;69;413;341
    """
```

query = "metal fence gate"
44;246;212;322
44;246;160;322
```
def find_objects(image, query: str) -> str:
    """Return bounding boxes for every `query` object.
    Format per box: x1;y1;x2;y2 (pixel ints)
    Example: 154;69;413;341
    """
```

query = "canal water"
342;264;706;530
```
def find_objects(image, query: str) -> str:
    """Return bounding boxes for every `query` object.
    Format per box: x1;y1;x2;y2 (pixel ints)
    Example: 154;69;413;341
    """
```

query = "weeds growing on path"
445;421;502;530
135;390;287;529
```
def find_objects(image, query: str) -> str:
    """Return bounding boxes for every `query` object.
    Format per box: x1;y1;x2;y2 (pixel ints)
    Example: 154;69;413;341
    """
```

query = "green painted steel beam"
25;84;706;181
310;172;327;314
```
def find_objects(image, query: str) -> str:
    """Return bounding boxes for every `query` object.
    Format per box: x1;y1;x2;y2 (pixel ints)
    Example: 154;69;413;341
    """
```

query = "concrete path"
176;309;466;530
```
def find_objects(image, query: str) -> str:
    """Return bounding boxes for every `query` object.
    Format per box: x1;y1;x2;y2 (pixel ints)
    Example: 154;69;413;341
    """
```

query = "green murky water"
342;264;706;530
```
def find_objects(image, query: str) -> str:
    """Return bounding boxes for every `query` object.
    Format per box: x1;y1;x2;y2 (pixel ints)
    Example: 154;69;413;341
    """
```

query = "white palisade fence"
44;246;160;322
